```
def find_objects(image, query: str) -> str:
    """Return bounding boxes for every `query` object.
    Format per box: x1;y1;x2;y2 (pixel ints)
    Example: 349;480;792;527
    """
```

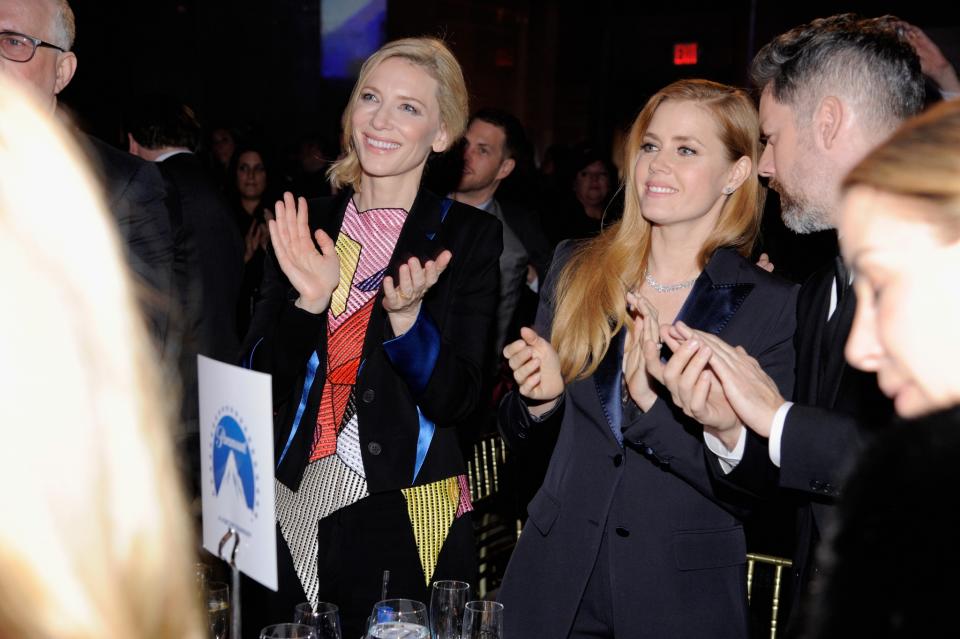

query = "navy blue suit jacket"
498;243;798;639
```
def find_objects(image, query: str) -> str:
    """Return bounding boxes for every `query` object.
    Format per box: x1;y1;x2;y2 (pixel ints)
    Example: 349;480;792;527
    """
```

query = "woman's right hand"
503;326;564;416
267;192;340;314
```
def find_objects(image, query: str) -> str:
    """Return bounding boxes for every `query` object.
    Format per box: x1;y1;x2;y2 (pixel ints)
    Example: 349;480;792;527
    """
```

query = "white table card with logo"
198;355;277;591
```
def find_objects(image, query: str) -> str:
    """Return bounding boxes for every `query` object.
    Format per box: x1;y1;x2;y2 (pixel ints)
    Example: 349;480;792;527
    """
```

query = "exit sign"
674;42;698;66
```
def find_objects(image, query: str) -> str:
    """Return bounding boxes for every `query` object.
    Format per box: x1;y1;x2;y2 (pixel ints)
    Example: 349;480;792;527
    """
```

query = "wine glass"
461;601;503;639
259;623;318;638
294;602;342;639
365;599;429;638
206;581;230;639
429;580;470;639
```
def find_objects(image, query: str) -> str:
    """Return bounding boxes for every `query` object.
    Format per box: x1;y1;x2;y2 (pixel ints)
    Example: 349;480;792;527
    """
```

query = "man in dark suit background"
451;108;552;361
126;96;245;495
125;96;245;366
0;0;176;354
654;14;924;630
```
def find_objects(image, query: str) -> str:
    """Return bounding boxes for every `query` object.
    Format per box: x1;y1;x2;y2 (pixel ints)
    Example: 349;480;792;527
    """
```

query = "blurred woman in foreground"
809;98;960;639
0;77;202;638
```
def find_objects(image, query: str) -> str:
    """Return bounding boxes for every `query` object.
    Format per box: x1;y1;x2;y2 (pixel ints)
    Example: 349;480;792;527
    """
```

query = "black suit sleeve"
777;406;864;498
88;137;176;349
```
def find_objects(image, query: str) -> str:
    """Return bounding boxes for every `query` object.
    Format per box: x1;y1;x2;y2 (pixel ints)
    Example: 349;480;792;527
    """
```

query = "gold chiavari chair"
746;552;793;639
466;432;518;597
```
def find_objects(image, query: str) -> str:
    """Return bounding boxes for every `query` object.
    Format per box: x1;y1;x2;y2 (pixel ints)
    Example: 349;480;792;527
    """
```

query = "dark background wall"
57;1;959;282
62;1;959;157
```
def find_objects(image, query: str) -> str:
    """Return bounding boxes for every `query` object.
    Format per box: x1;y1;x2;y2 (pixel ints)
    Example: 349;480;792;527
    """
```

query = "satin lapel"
820;290;857;408
359;189;447;362
674;270;754;337
593;329;625;446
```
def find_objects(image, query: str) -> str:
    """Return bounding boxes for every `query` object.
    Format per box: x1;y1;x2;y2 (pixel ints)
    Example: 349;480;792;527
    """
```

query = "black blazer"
83;135;175;349
721;260;893;617
498;243;798;639
243;188;502;492
158;152;244;363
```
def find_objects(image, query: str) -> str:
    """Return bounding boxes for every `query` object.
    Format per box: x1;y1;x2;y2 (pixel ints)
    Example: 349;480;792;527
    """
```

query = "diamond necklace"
644;270;699;293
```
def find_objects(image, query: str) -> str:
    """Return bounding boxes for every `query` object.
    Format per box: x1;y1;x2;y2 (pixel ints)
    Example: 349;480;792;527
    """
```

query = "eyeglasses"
0;31;65;63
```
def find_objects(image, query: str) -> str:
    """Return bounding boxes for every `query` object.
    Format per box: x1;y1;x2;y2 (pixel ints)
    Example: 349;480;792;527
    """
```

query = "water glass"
461;601;503;639
365;599;429;638
259;623;318;638
293;602;342;639
206;581;230;639
429;580;470;639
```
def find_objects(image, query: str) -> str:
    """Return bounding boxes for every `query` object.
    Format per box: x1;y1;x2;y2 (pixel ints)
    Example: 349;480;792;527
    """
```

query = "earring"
722;186;734;195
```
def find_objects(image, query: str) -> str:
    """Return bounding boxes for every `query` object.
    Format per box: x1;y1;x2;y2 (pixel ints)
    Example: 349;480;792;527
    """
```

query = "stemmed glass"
429;580;470;639
206;581;230;639
259;623;318;638
365;599;429;638
461;601;504;639
294;602;342;639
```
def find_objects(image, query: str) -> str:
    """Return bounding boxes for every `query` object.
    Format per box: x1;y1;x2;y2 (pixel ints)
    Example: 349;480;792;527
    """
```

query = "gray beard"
774;182;833;235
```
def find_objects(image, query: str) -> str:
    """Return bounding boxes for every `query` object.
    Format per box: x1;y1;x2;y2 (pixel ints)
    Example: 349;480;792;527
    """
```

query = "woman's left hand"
383;250;453;336
623;291;660;411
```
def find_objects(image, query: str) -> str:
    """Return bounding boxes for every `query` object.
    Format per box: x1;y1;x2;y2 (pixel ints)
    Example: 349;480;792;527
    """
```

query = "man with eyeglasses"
1;0;177;357
0;0;75;110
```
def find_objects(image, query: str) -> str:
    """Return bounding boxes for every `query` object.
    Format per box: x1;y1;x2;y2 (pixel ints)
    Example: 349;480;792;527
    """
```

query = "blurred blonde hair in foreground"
0;76;203;639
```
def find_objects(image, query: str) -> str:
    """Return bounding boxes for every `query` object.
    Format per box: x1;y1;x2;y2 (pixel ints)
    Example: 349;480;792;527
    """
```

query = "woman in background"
546;144;618;246
0;77;202;639
229;141;277;336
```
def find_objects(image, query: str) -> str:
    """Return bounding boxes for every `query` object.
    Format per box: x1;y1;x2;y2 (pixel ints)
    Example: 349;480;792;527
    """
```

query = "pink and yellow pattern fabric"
401;474;474;584
310;201;407;462
277;199;471;604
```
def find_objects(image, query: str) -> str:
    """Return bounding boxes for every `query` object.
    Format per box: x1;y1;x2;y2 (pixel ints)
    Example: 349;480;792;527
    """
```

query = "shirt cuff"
527;274;540;294
703;427;747;474
941;89;960;101
768;401;793;468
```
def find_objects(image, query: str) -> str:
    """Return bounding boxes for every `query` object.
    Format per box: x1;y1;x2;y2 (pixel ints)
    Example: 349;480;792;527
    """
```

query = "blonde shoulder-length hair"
327;36;469;192
552;79;765;382
0;77;203;639
844;98;960;240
